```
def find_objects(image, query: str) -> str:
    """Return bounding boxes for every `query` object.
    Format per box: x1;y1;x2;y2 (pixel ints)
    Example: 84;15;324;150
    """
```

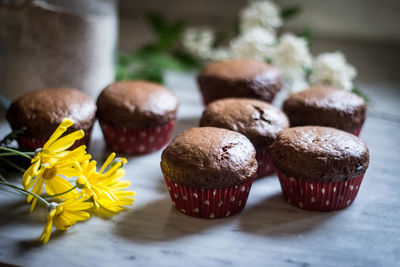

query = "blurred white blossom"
285;75;310;94
208;47;233;61
181;28;215;59
230;26;276;61
271;33;312;77
239;0;282;33
310;51;357;90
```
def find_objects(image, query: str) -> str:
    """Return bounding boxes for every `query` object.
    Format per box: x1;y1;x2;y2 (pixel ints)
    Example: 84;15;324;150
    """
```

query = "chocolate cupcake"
283;86;366;135
270;126;369;211
197;59;282;105
161;127;257;218
200;98;289;178
6;88;96;150
97;80;178;155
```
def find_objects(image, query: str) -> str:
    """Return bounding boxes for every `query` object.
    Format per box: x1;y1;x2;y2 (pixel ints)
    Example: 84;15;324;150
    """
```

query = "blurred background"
118;0;400;118
0;0;399;117
120;0;400;49
119;0;400;81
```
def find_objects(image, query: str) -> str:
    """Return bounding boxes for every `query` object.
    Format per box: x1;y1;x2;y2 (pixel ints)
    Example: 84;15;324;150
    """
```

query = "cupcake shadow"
239;192;338;236
0;195;47;230
114;196;235;243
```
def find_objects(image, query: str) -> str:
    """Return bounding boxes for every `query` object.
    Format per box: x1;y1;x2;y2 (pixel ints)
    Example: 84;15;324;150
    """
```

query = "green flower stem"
0;181;50;207
43;186;77;198
0;158;26;173
0;153;27;157
0;147;33;160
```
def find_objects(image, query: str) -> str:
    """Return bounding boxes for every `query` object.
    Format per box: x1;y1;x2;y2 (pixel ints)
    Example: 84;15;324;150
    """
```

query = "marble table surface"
0;71;399;267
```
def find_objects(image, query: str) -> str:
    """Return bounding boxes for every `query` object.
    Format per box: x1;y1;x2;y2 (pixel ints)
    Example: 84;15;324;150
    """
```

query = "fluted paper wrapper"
276;169;365;211
100;120;176;155
164;177;254;219
255;148;275;178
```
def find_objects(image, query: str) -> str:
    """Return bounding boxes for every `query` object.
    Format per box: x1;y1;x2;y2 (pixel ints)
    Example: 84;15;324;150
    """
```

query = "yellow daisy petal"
43;118;74;150
100;153;116;174
49;130;84;153
39;209;56;244
22;160;41;188
45;176;77;199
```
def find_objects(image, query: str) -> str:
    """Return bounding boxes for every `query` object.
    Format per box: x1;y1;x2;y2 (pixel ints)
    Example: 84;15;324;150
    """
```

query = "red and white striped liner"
255;148;275;178
17;130;92;151
100;120;176;155
276;169;365;211
164;176;254;219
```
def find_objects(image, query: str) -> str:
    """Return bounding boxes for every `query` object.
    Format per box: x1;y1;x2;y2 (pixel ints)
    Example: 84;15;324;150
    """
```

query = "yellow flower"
76;153;135;215
24;145;91;212
22;118;85;188
39;198;93;244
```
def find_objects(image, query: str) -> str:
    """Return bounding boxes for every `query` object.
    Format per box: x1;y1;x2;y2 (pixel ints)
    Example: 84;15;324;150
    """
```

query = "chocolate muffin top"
200;98;289;149
96;81;178;128
161;127;257;188
270;126;369;182
283;86;366;133
197;59;282;103
6;88;96;137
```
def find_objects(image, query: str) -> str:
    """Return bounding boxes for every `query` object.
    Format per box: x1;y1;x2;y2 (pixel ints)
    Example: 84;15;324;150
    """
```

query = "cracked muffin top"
160;127;257;188
200;98;289;149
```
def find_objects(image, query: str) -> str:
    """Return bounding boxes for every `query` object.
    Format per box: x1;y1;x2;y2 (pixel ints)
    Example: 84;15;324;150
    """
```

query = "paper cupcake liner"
164;176;254;219
18;130;92;151
276;169;365;211
255;148;274;178
100;120;176;155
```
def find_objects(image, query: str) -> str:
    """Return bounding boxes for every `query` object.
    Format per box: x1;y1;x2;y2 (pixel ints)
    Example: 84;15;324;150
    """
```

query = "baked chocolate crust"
200;98;289;149
6;88;96;138
283;86;367;133
161;127;257;188
270;126;369;182
96;80;178;128
197;59;282;103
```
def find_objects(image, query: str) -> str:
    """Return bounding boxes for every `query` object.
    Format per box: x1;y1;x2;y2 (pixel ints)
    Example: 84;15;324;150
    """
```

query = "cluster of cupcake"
162;59;369;218
5;58;369;219
6;81;179;154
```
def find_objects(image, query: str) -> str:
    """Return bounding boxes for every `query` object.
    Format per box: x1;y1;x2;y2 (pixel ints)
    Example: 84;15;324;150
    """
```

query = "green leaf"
298;28;312;45
281;6;301;21
172;51;202;70
144;12;187;53
146;12;166;34
304;66;313;83
156;19;186;52
116;12;201;84
351;87;370;103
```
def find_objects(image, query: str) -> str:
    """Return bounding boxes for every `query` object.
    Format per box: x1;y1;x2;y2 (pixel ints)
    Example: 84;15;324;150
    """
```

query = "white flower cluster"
239;0;282;33
270;33;312;93
310;51;357;91
181;28;215;59
180;0;358;93
272;33;312;76
230;27;276;61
